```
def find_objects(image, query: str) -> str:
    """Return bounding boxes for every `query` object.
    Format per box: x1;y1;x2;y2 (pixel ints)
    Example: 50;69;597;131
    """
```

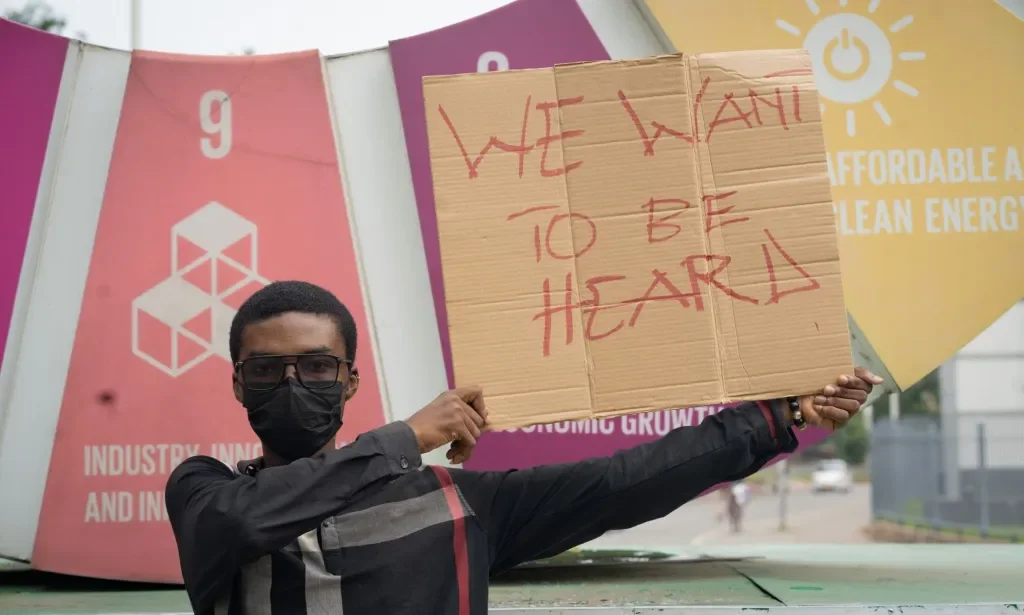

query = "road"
584;484;871;553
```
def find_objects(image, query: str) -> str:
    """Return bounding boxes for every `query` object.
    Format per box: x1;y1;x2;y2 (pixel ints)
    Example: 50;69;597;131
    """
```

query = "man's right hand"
404;387;488;464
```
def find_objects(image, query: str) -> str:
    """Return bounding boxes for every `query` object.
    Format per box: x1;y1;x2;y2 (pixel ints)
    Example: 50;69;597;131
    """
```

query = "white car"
810;459;853;493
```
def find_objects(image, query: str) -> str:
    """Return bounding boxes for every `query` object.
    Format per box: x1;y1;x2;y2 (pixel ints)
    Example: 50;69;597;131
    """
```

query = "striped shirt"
167;401;794;614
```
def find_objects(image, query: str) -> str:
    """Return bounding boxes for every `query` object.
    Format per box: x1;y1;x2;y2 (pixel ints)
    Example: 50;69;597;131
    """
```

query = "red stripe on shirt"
430;466;470;615
756;401;778;443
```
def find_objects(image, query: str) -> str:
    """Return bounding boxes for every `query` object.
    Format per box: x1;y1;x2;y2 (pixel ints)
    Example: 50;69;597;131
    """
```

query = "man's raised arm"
451;400;794;575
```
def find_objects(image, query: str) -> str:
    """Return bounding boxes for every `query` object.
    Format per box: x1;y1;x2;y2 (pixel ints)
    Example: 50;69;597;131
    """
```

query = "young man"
167;281;881;615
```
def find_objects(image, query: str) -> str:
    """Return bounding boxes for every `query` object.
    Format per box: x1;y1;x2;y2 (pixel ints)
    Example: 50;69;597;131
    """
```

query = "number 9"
199;90;232;159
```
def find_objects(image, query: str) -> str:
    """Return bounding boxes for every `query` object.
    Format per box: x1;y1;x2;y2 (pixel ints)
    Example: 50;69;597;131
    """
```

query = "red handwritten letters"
423;51;850;425
439;65;820;357
439;94;586;180
516;207;819;356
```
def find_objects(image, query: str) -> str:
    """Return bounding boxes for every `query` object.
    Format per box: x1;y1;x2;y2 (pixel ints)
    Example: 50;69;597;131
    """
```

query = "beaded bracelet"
786;396;808;430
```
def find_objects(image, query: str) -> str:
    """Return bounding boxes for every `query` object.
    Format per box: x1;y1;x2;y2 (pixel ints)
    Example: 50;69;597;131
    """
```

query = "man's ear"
233;372;244;404
345;367;360;401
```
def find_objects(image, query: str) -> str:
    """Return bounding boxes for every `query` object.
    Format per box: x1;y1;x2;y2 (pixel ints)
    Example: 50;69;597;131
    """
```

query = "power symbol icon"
824;28;871;81
803;14;893;105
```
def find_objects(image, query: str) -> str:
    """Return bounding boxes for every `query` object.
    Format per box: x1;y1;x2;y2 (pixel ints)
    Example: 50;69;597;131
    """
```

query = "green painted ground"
1;545;1022;613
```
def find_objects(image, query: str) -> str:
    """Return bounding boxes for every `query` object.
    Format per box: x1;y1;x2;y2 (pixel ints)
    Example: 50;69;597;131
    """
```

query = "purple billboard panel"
389;0;609;386
389;0;835;471
472;405;727;470
467;406;829;471
0;20;69;372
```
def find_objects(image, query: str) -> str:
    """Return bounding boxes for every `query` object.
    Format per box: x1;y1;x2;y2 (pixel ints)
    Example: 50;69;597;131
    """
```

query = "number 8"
199;90;232;159
477;51;509;73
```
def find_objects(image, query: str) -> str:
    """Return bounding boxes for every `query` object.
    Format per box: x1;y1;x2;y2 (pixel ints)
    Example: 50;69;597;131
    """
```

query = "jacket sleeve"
165;421;422;614
450;400;796;575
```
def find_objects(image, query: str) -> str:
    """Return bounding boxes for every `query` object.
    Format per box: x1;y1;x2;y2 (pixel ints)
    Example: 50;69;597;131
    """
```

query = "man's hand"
800;367;884;431
404;387;488;464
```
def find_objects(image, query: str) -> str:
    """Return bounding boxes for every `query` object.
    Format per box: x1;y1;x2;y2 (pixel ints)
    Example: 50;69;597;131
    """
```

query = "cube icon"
212;253;254;300
171;201;258;296
132;277;215;377
134;201;271;378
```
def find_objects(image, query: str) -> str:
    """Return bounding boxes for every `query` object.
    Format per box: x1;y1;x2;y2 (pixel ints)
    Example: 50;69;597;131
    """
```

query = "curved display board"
0;36;387;581
641;0;1024;389
0;31;133;569
0;0;1018;582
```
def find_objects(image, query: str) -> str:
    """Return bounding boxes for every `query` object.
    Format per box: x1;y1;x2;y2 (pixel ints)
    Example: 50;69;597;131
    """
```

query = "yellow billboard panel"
641;0;1024;388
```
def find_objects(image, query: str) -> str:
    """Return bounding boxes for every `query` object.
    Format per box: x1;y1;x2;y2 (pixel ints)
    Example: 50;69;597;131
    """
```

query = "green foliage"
797;407;870;465
804;367;940;464
833;412;869;465
873;368;942;421
5;2;66;34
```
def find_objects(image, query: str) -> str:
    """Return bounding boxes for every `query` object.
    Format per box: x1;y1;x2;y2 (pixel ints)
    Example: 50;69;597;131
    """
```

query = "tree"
5;1;85;39
834;411;869;465
5;1;66;34
796;410;870;465
872;368;941;422
802;367;941;464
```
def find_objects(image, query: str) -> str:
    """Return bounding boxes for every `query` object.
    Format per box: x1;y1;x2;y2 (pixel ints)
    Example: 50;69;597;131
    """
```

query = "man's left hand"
800;366;884;431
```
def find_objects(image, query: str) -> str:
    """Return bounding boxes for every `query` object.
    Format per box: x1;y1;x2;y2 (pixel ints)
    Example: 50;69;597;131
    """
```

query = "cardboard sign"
424;51;853;430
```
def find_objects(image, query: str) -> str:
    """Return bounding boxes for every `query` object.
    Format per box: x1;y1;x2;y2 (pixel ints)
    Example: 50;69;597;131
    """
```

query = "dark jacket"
166;400;795;614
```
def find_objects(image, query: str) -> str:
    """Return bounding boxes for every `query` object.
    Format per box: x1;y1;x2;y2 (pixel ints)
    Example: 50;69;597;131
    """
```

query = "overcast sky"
0;0;516;55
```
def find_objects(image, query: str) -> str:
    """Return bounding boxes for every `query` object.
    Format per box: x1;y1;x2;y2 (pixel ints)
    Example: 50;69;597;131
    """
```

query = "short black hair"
229;280;357;364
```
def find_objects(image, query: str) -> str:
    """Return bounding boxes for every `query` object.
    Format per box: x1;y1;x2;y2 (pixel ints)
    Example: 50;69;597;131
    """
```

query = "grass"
876;515;1024;542
874;498;1024;543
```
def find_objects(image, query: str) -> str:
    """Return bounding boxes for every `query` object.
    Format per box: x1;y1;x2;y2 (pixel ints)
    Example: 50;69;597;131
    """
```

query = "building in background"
940;300;1024;501
873;300;1024;535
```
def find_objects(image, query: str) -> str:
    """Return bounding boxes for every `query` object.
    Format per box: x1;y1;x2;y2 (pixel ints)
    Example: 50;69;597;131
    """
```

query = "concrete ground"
7;485;1024;612
586;484;871;552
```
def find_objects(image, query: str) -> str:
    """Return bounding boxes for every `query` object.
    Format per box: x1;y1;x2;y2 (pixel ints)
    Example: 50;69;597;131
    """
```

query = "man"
727;481;749;533
167;280;881;615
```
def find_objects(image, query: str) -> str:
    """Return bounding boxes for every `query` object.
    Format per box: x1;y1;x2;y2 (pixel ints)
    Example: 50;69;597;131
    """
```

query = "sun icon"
776;0;925;137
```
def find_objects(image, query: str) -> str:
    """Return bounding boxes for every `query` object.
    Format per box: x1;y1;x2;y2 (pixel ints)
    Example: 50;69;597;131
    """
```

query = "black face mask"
243;378;345;462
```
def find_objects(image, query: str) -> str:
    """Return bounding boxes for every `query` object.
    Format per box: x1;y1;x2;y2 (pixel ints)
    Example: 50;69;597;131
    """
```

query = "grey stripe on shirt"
321;486;469;550
297;530;344;614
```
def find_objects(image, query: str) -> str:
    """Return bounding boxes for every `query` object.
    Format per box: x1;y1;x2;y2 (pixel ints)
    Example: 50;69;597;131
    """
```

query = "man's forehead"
240;312;344;357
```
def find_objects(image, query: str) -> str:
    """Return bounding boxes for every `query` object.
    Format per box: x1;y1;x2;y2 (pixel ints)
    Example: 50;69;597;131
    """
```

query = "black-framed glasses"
235;354;350;391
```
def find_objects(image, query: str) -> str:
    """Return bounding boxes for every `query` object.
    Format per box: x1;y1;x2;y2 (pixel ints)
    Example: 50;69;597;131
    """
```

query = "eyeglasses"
235;354;350;391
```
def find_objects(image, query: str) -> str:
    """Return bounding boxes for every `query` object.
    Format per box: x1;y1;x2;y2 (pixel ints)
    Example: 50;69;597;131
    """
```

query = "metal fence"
871;415;1024;540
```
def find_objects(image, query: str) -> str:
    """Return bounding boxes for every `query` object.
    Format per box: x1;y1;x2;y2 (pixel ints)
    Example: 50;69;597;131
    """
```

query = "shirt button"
399;456;410;469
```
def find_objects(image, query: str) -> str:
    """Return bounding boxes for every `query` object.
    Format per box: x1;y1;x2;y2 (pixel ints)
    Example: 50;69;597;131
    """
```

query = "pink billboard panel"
31;50;386;581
